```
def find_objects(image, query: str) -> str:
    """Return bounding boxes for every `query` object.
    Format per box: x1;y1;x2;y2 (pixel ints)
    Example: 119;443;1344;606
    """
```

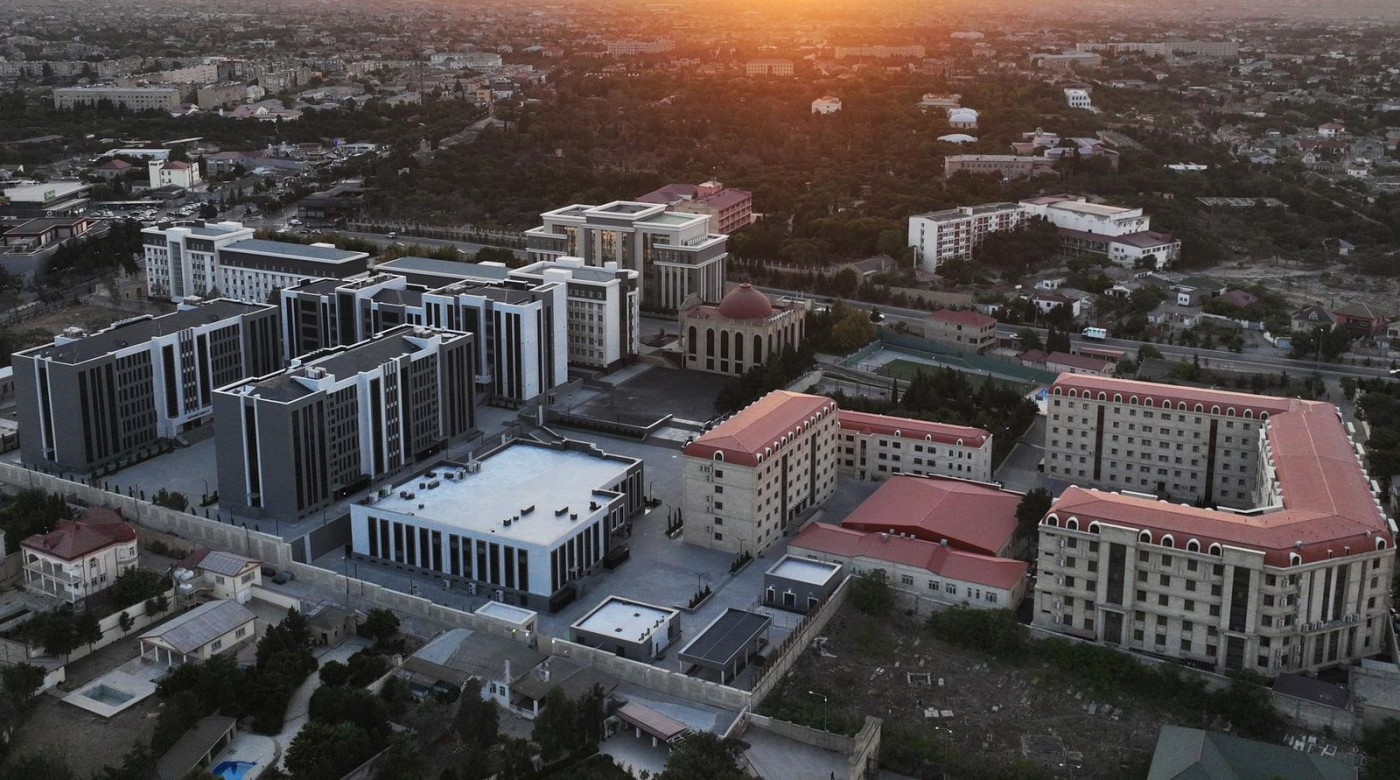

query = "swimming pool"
82;684;135;706
212;760;257;780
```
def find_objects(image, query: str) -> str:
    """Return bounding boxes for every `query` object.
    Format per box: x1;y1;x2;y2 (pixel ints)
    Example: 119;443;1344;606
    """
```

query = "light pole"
934;726;953;780
807;690;828;734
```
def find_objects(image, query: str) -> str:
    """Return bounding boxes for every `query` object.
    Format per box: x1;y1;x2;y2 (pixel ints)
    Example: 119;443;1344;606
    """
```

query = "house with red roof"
21;507;138;606
1045;350;1112;376
923;308;998;352
789;523;1028;610
634;180;753;234
147;158;202;190
1331;301;1389;338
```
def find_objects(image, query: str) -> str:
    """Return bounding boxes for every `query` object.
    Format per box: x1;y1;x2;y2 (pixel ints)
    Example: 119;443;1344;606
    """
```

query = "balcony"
24;560;82;584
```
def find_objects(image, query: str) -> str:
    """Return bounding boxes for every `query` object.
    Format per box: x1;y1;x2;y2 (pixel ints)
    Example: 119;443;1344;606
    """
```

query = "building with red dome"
677;285;807;376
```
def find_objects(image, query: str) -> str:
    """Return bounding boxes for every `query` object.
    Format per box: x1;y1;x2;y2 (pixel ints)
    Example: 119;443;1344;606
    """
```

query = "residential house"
1291;305;1335;334
139;599;258;666
923;309;998;352
1146;725;1353;780
1045;351;1112;376
21;508;138;606
1332;301;1388;338
174;549;261;604
1219;289;1260;309
398;627;550;716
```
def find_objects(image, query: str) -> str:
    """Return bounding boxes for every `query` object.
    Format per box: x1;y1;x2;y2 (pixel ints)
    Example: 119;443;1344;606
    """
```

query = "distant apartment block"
1064;88;1094;110
429;52;504;69
908;203;1026;273
943;154;1058;180
215;325;477;520
606;39;674;56
745;59;794;77
836;410;993;483
526;202;727;311
148;159;201;190
14;299;281;472
1030;52;1103;69
683;392;841;555
635;181;754;235
21;508;137;606
142;222;369;303
833;45;926;59
54;86;181;112
351;440;643;612
1035;374;1392;675
921;308;999;352
1075;41;1239;58
195;82;249;110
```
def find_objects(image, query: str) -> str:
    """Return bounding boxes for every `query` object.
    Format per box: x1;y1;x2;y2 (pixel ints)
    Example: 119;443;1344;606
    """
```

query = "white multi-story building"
833;45;926;59
510;257;640;370
1035;374;1394;675
526;202;727;311
54;86;180;112
142;222;369;303
147;159;202;190
606;39;675;56
350;441;643;611
21;508;138;606
835;410;993;483
1020;195;1180;269
811;96;842;115
429;52;504;69
907;203;1026;273
745;59;794;77
1064;88;1093;110
683;391;841;555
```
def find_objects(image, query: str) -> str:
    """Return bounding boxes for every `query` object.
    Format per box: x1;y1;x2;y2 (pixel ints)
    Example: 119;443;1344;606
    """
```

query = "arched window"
1069;389;1078;398
1052;387;1063;396
1178;402;1187;411
1139;530;1152;544
1244;409;1253;419
1088;522;1101;534
1208;543;1222;556
713;452;724;462
1211;405;1221;415
1130;396;1140;405
1227;407;1237;417
734;332;744;363
1045;514;1059;527
1145;398;1154;407
705;328;715;358
1161;534;1174;548
1187;539;1200;553
753;334;763;363
1289;553;1302;566
687;326;697;356
720;331;729;360
1114;394;1122;403
1066;518;1079;531
1098;392;1107;401
1378;538;1389;551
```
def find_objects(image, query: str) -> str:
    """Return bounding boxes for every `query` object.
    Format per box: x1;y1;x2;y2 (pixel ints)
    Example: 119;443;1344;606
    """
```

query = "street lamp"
807;690;828;733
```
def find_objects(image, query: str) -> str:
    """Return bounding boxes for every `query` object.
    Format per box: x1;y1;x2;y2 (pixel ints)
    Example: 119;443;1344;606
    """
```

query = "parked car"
271;570;295;585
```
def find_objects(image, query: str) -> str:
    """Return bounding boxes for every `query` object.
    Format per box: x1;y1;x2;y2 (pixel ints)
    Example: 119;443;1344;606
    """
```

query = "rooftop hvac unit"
427;480;441;489
522;505;535;515
379;487;391;498
555;506;569;516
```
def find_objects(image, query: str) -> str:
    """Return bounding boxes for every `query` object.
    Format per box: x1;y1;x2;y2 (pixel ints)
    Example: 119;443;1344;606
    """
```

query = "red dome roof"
715;284;774;320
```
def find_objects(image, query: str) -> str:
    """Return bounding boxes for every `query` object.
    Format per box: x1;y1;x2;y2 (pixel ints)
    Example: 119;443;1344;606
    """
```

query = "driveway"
270;636;372;769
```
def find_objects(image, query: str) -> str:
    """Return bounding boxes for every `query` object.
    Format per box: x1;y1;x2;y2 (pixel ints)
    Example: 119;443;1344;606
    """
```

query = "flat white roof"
1049;200;1137;217
474;601;537;627
366;444;631;547
3;181;89;202
572;597;677;641
767;555;842;586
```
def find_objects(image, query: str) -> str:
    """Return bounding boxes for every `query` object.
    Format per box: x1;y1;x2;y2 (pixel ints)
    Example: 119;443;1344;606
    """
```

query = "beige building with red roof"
922;309;998;352
682;391;840;554
1034;374;1393;675
836;410;992;483
790;523;1028;610
21;507;138;606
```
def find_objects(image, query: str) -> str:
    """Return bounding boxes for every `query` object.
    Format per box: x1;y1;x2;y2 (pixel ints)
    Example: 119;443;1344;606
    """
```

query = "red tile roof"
1044;375;1390;566
838;410;990;448
1046;351;1110;372
929;309;997;328
1051;373;1293;419
21;507;135;561
683;391;836;467
841;475;1019;555
790;523;1028;590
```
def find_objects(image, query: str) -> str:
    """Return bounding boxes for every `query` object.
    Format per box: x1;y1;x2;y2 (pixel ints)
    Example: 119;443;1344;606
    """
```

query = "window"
211;639;223;651
901;574;914;586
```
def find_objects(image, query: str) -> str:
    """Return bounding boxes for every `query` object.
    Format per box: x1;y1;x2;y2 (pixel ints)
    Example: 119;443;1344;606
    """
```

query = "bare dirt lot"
2;631;161;777
760;607;1167;779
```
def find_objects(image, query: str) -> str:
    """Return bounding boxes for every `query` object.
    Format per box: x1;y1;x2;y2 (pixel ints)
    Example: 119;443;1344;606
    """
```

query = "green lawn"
876;359;1033;394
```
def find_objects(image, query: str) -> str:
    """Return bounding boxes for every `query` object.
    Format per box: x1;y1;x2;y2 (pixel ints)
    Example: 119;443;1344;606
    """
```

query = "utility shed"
677;608;771;684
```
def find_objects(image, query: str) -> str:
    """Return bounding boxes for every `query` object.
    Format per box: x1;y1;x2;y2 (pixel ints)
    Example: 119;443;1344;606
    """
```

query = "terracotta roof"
841;475;1019;555
1046;351;1110;372
929;308;996;328
790;523;1028;590
838;410;990;447
21;507;135;561
1051;373;1294;419
162;161;192;170
683;391;836;467
1045;375;1390;566
96;159;132;170
715;283;774;320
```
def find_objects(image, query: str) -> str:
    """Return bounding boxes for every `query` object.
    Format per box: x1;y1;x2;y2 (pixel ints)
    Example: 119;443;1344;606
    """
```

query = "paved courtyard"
563;366;732;425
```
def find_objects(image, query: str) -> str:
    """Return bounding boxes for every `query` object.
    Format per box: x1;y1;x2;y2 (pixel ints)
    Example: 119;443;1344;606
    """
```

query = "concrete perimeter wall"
743;713;882;780
751;575;852;706
541;635;751;712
